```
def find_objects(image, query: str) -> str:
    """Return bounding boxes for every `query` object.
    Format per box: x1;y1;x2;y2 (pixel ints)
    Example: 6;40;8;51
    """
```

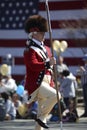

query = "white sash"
31;46;47;60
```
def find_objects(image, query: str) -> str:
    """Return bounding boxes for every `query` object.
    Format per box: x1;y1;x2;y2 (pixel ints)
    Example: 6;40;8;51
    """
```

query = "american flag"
0;0;87;82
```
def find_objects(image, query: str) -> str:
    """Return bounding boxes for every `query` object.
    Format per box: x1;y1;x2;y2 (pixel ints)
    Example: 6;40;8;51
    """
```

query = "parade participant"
24;15;61;130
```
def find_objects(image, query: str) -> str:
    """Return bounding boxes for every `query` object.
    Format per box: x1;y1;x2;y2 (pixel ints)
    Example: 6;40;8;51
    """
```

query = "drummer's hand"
50;57;56;66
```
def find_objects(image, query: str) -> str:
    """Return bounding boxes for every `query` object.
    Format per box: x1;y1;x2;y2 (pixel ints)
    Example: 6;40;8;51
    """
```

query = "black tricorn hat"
24;15;48;33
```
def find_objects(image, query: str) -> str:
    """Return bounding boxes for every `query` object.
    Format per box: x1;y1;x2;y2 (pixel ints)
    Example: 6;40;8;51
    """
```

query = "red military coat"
24;40;54;95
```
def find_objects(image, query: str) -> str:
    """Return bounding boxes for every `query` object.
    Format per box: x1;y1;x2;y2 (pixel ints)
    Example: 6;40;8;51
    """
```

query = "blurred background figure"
60;70;78;110
78;54;87;117
12;92;23;119
57;56;69;74
49;56;69;122
1;92;16;120
62;99;79;122
0;64;19;120
0;93;6;121
0;64;17;95
57;56;69;85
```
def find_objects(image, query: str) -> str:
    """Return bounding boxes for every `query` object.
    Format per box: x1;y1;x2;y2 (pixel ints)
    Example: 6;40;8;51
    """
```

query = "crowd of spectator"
0;54;87;122
0;64;38;121
49;56;79;122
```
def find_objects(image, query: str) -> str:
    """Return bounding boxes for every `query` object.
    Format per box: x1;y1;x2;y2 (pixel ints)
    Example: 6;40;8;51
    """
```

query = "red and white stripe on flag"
0;0;87;82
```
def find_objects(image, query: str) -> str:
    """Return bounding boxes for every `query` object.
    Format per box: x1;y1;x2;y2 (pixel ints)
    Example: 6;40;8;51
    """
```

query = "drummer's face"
33;32;45;42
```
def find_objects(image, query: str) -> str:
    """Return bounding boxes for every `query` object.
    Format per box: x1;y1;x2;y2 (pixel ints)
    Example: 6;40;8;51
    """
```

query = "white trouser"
29;81;61;130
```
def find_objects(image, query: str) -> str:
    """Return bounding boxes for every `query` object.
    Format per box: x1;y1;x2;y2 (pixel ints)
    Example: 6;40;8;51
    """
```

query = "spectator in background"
60;70;78;109
57;56;69;85
1;92;16;120
12;92;22;119
57;56;69;74
62;99;79;122
15;84;31;119
79;54;87;117
0;64;17;95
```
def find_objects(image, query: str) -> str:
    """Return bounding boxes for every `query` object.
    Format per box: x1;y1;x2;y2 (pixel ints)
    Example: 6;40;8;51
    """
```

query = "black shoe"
31;112;49;128
80;113;87;118
35;118;49;129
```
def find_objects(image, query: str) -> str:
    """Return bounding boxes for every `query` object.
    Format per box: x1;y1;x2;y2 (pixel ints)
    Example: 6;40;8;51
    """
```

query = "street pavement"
0;107;87;130
0;118;87;130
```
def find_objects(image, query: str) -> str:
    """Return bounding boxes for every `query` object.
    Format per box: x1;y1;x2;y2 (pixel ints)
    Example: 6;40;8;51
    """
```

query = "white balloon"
60;40;68;52
53;40;60;52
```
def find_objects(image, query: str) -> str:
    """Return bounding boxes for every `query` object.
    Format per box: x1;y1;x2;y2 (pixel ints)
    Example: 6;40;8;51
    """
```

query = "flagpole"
45;0;63;130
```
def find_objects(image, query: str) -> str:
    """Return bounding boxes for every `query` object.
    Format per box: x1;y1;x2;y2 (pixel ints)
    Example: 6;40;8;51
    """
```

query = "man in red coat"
24;15;61;130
